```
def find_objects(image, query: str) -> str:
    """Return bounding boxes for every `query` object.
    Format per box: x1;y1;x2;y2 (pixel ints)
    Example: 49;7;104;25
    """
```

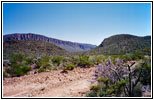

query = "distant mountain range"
86;34;151;55
3;33;151;56
3;33;97;52
3;40;70;57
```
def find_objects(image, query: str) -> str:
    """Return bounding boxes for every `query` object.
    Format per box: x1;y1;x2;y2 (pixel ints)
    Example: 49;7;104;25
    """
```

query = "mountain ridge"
3;33;97;52
87;34;151;55
3;40;70;57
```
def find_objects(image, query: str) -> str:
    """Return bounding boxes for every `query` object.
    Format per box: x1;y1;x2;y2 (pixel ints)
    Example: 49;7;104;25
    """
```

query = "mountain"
87;34;151;55
3;40;70;57
3;33;97;52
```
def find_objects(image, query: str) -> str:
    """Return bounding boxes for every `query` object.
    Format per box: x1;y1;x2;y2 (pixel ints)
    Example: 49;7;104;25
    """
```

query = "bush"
47;66;57;70
36;56;50;68
140;59;151;85
10;54;25;64
90;55;105;65
70;56;80;65
110;56;118;64
78;55;94;67
3;72;8;78
122;54;133;61
51;56;65;66
38;67;46;73
133;83;142;97
15;65;31;76
4;54;33;77
88;78;127;97
7;64;31;77
135;51;144;59
25;57;34;65
63;64;76;70
143;47;151;56
86;91;97;97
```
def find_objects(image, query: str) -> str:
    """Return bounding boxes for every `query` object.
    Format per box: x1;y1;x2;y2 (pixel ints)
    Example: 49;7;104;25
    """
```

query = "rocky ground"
3;66;95;97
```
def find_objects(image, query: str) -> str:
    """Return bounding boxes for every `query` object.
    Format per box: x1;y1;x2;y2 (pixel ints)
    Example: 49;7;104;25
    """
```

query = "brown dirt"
3;66;95;97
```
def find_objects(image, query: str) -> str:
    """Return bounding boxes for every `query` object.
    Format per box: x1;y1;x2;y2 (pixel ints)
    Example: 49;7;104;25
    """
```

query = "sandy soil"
3;66;95;97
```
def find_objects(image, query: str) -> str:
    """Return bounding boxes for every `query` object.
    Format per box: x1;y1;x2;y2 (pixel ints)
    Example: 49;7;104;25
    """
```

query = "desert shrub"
143;47;151;56
110;55;118;64
139;59;151;85
7;64;31;77
134;51;144;59
15;65;31;76
121;53;141;62
9;54;26;64
121;54;133;61
62;64;76;70
47;66;57;70
90;55;105;65
133;82;142;97
3;72;8;78
38;67;46;73
86;91;97;97
70;56;80;65
87;77;127;97
36;56;51;68
51;56;65;66
5;54;32;77
25;57;35;65
78;55;94;67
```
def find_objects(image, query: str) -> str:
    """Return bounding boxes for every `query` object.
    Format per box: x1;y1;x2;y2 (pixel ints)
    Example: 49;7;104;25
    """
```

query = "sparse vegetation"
3;54;32;77
38;67;46;73
78;55;94;67
62;64;76;70
3;34;151;97
3;40;70;57
3;72;8;78
51;56;65;66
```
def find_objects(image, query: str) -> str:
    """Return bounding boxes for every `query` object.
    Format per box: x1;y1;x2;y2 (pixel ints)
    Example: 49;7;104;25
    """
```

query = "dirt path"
3;66;95;97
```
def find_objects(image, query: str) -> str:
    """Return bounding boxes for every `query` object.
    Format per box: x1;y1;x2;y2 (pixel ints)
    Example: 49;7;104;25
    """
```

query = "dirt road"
3;66;95;97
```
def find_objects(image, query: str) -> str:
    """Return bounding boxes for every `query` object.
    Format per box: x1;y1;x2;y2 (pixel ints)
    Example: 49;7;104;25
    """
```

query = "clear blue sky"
3;3;151;45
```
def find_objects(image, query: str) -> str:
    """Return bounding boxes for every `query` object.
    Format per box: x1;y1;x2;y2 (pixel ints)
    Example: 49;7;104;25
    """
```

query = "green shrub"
133;83;142;97
38;67;46;73
86;91;97;97
3;72;8;78
140;61;151;85
51;56;65;66
88;77;127;97
143;47;151;56
91;55;104;65
90;85;100;92
70;56;80;65
78;55;94;67
7;64;31;77
110;56;118;64
10;54;25;64
36;56;50;68
47;66;57;70
122;54;133;61
15;65;31;76
25;57;34;65
63;64;76;70
134;51;144;59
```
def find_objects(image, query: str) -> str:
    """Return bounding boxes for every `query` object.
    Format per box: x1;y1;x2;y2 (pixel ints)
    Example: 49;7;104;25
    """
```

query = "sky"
3;3;151;45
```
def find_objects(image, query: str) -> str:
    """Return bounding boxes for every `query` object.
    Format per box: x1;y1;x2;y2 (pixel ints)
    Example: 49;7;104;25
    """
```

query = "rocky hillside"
3;33;96;52
3;40;70;57
87;34;151;55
